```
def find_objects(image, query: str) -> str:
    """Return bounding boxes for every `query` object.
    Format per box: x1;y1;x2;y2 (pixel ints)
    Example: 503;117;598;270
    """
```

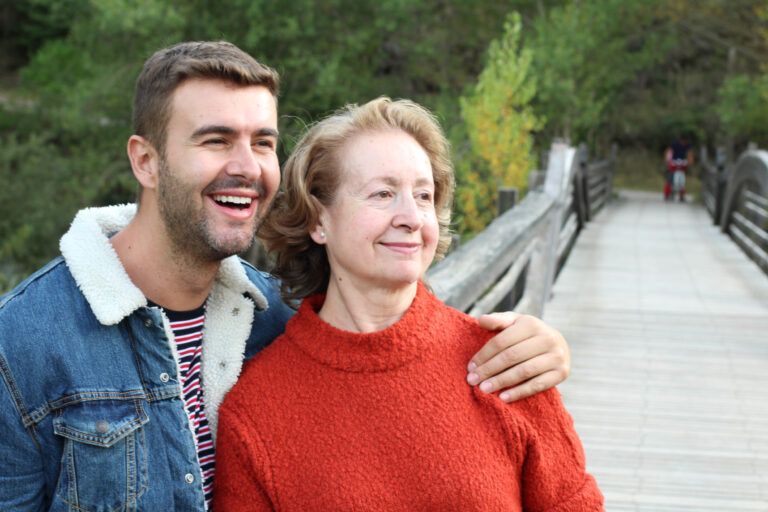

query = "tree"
528;0;668;149
458;13;541;234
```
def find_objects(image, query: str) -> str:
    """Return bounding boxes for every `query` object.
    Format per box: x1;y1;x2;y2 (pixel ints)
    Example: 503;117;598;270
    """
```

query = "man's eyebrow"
255;127;279;138
190;126;280;139
191;125;237;139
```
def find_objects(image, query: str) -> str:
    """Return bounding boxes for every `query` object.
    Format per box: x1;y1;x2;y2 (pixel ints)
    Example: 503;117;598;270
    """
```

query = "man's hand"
467;312;570;402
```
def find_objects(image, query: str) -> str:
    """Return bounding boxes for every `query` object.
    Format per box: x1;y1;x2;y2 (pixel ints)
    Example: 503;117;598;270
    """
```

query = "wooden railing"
702;146;768;275
700;147;728;224
427;142;617;317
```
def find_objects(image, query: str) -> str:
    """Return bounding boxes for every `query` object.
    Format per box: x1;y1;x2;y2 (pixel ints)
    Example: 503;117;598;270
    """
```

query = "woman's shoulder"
226;331;296;405
479;385;576;444
421;288;496;344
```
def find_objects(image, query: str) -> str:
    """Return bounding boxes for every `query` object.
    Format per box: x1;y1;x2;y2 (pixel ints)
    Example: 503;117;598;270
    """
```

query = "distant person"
664;135;693;201
0;42;573;510
214;97;604;511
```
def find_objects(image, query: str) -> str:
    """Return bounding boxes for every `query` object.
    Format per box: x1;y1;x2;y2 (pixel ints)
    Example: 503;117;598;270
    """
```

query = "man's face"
156;78;280;262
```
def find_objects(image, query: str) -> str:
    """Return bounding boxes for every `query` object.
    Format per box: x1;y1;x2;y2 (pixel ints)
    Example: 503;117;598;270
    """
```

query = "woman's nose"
393;194;423;231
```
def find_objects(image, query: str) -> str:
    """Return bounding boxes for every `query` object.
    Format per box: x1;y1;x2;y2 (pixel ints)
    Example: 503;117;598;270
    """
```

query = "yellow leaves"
455;12;540;235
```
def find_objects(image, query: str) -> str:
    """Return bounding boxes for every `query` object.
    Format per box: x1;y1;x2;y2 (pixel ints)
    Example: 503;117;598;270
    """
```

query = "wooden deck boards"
543;190;768;511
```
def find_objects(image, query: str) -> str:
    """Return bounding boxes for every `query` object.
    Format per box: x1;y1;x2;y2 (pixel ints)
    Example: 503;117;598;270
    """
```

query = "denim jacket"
0;204;294;511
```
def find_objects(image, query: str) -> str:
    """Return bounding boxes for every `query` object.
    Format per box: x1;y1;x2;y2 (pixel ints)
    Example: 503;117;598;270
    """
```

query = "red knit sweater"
214;283;603;511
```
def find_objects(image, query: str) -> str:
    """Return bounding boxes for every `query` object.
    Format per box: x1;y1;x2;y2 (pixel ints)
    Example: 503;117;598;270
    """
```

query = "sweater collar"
286;281;439;372
59;204;267;326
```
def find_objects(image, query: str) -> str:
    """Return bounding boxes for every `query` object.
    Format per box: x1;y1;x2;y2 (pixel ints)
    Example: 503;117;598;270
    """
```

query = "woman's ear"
127;135;160;189
309;195;327;245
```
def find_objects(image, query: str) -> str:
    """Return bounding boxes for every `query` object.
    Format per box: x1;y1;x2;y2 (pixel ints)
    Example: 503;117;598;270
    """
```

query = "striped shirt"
153;302;215;510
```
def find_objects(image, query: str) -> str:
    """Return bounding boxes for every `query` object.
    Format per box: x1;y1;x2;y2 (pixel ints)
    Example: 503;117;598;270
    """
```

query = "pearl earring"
320;231;326;238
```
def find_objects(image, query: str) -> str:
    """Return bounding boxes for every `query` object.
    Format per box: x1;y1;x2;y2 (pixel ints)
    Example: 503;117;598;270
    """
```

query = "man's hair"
132;41;280;202
259;96;455;303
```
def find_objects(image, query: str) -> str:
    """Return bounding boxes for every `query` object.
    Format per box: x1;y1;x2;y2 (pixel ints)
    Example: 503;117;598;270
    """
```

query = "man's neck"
110;211;220;311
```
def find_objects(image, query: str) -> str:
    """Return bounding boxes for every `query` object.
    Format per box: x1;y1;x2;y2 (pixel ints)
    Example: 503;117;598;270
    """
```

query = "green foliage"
3;0;768;286
716;74;768;142
0;132;74;280
458;13;541;234
528;0;670;148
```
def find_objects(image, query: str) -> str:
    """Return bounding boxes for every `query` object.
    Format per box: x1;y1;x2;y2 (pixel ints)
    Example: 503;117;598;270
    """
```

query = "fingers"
494;352;569;401
466;314;571;402
476;311;523;332
467;328;544;386
469;314;536;372
498;369;564;403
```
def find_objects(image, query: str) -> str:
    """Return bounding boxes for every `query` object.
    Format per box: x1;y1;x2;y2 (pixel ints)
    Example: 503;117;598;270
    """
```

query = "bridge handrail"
427;143;616;317
700;146;728;223
718;149;768;274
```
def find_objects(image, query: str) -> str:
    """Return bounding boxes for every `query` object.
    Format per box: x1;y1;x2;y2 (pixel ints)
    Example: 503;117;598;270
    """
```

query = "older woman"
214;98;603;511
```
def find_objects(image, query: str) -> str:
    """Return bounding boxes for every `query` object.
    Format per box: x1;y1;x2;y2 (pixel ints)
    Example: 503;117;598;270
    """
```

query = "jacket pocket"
53;399;149;512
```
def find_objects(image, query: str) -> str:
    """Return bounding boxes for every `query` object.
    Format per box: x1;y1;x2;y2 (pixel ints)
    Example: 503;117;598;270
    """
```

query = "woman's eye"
416;191;433;202
373;190;391;199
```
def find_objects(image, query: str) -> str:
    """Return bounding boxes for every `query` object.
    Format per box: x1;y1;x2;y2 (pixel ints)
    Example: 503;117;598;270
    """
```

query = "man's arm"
467;312;570;402
0;373;47;510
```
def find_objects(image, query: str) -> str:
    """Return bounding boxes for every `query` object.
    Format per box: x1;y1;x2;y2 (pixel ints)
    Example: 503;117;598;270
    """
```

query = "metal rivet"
185;473;195;484
232;308;239;316
95;420;110;434
144;318;153;327
159;372;170;383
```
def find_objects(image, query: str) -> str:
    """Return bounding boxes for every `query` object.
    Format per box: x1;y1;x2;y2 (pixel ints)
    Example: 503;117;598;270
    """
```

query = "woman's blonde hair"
259;97;455;302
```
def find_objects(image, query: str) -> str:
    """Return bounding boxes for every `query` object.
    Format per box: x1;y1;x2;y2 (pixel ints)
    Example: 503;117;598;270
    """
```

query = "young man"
0;41;571;510
664;135;694;201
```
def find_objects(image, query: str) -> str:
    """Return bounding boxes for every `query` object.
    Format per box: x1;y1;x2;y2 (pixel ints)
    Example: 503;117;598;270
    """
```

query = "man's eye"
254;139;275;149
204;138;227;146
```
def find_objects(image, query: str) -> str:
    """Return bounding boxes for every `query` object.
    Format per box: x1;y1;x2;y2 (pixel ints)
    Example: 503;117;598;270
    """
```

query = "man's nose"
225;141;262;181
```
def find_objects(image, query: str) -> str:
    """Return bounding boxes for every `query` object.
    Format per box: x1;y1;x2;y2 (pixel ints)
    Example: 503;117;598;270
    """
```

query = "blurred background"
1;0;766;292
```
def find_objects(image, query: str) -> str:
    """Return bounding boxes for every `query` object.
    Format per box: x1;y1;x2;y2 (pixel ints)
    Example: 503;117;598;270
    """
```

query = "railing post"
493;187;520;310
606;142;618;200
496;187;518;215
525;142;577;317
579;154;591;222
714;146;728;225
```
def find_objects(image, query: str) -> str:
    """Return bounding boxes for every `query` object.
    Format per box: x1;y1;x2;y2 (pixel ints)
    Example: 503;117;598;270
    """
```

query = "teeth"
213;194;252;205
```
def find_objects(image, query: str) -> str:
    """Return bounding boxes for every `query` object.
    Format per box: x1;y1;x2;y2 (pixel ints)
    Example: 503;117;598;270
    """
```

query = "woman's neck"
318;278;418;333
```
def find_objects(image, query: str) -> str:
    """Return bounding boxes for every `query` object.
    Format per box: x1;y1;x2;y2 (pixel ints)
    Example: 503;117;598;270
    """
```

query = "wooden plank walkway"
543;189;768;511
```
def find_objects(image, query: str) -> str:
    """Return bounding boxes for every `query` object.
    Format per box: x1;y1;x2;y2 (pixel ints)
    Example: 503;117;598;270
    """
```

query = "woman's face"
311;129;439;293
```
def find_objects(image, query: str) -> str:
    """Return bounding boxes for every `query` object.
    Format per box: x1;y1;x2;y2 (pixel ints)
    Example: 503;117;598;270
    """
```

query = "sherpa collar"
59;204;268;325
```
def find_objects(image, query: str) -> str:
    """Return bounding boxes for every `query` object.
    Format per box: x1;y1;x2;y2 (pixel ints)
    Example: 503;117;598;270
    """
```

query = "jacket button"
185;473;195;484
95;420;110;433
159;372;170;382
219;361;226;369
232;307;239;316
144;318;153;327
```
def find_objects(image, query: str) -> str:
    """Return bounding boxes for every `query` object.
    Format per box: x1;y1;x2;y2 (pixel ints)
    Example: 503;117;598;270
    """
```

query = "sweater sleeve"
499;388;604;512
213;403;277;512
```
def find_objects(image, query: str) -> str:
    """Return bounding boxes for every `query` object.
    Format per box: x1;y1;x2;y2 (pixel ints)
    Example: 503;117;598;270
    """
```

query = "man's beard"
156;159;272;263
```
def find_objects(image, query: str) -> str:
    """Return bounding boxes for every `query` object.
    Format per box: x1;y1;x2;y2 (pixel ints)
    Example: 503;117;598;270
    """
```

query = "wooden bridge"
428;144;768;511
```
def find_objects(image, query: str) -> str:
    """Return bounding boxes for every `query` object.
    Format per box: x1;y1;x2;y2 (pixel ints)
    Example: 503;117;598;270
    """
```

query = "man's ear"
308;195;327;245
127;135;160;190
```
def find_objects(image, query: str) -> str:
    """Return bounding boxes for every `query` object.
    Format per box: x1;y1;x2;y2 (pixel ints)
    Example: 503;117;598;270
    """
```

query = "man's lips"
211;193;254;206
207;191;258;219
